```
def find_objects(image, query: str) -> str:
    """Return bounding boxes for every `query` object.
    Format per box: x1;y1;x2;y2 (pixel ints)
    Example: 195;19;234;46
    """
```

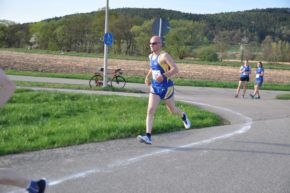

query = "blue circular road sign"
104;32;113;46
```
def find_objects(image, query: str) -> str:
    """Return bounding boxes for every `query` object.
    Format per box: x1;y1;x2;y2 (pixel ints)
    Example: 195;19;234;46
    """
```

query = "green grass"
5;69;91;80
6;70;290;91
276;94;290;100
15;81;144;93
0;89;222;155
5;69;145;84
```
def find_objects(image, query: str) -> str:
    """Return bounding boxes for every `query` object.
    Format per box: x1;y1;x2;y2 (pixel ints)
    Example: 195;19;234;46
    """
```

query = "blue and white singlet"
255;67;264;82
240;65;251;78
149;54;174;100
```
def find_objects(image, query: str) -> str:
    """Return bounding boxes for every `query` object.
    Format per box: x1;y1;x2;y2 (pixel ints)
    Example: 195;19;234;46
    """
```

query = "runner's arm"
145;69;152;86
161;53;179;78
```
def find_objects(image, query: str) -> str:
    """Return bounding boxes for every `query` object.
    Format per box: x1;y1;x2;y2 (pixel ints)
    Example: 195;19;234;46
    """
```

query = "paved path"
1;76;290;193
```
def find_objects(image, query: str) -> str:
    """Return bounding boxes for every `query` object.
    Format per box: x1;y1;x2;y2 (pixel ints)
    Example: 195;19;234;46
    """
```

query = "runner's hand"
156;74;163;83
145;78;151;86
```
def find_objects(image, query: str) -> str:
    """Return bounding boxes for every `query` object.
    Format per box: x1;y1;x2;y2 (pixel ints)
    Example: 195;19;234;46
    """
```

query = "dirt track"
0;51;289;83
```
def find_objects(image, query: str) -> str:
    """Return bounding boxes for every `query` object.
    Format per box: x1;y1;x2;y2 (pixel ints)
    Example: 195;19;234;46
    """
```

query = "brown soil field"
0;51;289;84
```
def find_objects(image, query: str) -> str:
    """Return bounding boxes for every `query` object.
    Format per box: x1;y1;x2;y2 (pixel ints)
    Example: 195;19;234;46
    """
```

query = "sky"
0;0;289;24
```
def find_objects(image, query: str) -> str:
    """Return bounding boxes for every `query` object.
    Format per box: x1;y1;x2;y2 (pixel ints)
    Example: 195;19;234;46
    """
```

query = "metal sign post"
158;17;162;37
103;0;109;87
152;17;170;45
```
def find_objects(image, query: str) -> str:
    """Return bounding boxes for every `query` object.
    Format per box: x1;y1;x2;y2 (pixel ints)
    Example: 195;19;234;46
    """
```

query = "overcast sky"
0;0;289;24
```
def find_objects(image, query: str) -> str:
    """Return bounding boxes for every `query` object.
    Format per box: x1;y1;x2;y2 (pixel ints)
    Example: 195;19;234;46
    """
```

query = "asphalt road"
1;75;290;193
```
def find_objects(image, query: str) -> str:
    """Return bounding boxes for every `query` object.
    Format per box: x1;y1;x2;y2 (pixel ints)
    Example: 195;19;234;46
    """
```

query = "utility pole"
103;0;109;87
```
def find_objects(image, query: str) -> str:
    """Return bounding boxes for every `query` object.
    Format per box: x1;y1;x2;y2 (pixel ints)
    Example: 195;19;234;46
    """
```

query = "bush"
195;46;219;61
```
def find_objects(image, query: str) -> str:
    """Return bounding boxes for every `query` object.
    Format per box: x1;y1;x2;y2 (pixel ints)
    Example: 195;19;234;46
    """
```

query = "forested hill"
111;8;197;20
112;7;290;21
1;7;289;61
0;20;16;26
111;8;290;42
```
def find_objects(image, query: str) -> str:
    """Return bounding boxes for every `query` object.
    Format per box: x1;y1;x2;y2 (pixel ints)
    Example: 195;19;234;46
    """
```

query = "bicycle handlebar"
98;68;122;74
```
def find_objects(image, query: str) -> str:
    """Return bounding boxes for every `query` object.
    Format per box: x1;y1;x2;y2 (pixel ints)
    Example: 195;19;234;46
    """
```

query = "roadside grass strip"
0;89;222;155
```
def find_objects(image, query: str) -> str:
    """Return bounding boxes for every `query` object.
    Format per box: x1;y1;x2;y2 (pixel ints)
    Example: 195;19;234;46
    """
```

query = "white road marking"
6;100;252;193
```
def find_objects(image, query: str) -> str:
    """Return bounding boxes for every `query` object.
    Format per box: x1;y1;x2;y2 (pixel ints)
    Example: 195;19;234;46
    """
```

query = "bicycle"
89;67;126;88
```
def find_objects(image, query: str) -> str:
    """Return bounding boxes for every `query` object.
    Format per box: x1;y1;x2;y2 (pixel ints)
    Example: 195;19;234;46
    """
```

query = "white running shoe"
137;135;152;144
182;113;191;129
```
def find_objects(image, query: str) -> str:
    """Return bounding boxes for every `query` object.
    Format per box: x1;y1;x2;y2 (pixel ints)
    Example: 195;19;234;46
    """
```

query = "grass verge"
276;94;290;100
15;81;144;93
0;89;223;155
6;70;290;91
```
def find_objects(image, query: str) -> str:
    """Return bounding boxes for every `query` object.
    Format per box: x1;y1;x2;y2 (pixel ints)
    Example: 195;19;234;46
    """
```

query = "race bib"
242;71;249;76
256;74;260;78
152;70;161;80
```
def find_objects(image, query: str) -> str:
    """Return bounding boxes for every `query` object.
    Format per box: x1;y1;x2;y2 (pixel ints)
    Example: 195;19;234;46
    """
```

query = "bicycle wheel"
111;75;126;88
89;74;103;88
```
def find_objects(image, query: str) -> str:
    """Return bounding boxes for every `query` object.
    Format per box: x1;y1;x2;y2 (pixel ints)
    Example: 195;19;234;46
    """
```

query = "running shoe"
249;93;254;99
27;178;47;193
182;113;191;129
137;135;152;144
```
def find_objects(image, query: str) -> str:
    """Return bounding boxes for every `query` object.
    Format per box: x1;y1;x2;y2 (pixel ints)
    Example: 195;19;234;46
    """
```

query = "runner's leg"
146;93;161;134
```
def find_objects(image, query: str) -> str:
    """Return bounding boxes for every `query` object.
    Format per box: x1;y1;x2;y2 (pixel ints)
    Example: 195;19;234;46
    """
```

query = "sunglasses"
149;42;160;45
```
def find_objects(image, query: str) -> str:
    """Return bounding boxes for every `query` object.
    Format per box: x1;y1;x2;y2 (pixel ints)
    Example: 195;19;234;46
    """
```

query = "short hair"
151;36;162;46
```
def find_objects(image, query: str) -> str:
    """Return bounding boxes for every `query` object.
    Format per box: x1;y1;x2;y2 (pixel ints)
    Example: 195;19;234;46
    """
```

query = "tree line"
0;8;289;62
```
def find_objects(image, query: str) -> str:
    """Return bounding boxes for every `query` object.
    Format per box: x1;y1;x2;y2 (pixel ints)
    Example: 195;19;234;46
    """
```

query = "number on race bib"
152;70;161;80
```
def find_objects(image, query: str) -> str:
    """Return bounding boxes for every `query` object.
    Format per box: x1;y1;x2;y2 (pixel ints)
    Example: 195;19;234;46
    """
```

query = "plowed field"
0;51;289;83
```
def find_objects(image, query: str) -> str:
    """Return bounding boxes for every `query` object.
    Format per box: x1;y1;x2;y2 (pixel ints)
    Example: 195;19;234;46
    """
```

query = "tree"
5;24;29;48
272;40;290;62
62;14;97;52
261;36;273;61
29;21;60;50
94;10;119;54
166;20;207;59
110;15;142;55
213;31;230;61
166;26;189;59
261;36;290;62
0;24;8;47
131;20;153;55
195;45;218;61
282;41;290;62
239;36;250;61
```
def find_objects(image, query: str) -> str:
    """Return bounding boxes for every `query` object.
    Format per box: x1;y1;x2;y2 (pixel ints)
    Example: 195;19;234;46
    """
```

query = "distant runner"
250;61;264;99
235;60;251;98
